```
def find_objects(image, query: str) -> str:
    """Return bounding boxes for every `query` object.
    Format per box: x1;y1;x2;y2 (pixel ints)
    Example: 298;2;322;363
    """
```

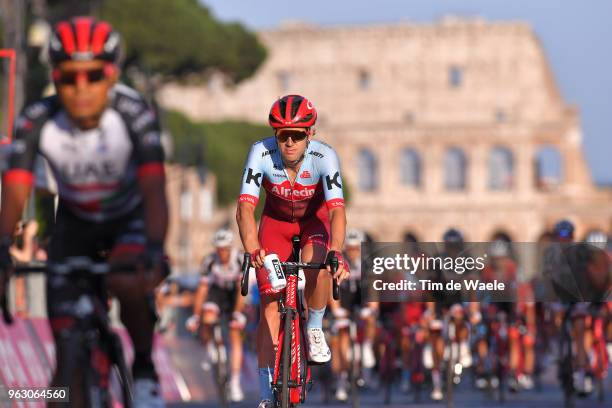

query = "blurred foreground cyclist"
0;17;168;407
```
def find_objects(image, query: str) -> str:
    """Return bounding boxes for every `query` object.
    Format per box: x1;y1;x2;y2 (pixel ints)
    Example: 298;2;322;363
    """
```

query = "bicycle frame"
6;259;135;407
240;236;339;407
272;257;308;406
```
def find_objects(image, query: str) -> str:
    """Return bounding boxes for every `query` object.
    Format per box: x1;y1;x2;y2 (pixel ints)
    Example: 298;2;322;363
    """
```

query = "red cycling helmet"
48;16;122;66
269;94;317;129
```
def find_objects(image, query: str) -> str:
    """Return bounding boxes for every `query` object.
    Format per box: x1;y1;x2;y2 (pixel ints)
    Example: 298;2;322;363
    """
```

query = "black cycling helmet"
443;228;464;244
554;219;575;239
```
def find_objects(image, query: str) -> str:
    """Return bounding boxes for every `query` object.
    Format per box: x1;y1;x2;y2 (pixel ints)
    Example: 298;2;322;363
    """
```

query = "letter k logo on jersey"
246;168;262;187
325;172;342;190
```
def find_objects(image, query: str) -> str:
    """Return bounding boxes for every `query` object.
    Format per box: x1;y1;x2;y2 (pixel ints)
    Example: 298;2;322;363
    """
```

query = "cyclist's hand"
185;314;200;333
326;251;350;284
229;311;247;329
251;248;266;269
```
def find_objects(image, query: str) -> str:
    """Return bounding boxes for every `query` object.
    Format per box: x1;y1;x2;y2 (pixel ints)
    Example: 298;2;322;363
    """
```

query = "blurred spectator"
10;219;45;316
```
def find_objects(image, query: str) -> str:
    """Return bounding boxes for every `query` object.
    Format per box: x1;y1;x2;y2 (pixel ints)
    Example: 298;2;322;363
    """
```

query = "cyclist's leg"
255;214;296;402
300;214;332;362
47;207;97;407
201;301;220;346
300;211;330;307
106;213;165;393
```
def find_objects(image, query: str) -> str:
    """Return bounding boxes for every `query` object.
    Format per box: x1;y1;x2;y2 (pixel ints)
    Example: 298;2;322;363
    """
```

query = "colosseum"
159;17;611;250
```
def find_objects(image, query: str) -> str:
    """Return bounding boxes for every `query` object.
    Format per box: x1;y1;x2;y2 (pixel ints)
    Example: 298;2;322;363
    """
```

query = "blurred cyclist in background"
0;17;168;407
329;229;377;400
186;228;246;402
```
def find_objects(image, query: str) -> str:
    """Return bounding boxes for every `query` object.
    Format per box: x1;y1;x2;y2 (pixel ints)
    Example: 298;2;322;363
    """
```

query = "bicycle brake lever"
326;251;340;301
1;293;13;325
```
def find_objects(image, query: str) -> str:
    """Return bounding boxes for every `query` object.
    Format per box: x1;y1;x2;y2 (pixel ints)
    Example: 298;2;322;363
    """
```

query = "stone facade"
159;17;612;244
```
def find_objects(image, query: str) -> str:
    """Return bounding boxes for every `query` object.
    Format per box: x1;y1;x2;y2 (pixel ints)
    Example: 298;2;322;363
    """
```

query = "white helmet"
489;239;510;258
346;229;365;247
212;228;234;248
585;230;608;249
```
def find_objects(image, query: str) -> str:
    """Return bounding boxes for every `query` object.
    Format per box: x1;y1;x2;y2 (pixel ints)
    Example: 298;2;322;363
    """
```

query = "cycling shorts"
256;206;330;295
46;203;147;333
205;284;238;314
339;280;362;314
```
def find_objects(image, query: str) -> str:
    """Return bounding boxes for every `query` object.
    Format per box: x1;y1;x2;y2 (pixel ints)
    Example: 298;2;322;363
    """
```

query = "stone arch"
399;148;422;187
490;230;514;242
403;231;420;243
488;146;514;190
444;147;468;190
535;145;563;190
357;148;378;191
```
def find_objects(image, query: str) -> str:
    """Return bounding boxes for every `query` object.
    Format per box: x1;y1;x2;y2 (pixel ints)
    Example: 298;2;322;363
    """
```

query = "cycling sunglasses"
53;68;107;86
276;130;309;143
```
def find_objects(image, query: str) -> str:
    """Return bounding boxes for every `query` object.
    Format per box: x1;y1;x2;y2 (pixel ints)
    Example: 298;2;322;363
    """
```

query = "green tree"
99;0;266;82
163;110;271;206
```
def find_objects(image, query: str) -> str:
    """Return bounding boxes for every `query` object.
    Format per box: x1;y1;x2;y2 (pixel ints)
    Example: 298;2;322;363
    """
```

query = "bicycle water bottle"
264;254;286;290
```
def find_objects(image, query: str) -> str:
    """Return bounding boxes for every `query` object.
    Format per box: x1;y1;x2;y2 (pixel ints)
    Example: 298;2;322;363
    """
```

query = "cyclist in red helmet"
237;94;349;408
0;17;167;407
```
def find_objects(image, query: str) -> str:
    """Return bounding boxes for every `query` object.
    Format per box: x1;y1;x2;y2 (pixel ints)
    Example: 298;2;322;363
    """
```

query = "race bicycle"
2;257;141;407
241;235;339;408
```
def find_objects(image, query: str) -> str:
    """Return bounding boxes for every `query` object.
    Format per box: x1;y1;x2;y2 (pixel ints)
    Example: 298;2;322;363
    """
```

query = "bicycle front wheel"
279;313;293;408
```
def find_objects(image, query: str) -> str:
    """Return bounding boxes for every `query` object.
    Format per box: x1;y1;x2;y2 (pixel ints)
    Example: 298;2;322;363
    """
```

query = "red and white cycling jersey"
238;137;344;221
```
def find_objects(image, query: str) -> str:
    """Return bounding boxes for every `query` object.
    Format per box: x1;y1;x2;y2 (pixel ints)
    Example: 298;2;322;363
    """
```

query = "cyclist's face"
216;246;231;263
346;245;360;261
275;128;310;164
55;60;117;130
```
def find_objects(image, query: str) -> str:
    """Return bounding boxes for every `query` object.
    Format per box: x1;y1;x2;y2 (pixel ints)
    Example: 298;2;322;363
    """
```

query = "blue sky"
201;0;611;184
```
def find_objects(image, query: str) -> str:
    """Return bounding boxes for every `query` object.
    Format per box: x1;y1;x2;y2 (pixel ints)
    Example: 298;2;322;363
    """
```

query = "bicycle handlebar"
240;253;340;300
2;257;146;325
12;257;146;276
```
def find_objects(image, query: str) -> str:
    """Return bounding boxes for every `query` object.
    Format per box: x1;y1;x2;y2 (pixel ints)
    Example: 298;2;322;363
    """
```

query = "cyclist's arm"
0;183;31;239
237;142;264;255
0;108;41;240
233;288;245;314
128;99;168;246
328;206;346;252
236;202;259;254
138;174;168;245
319;144;345;252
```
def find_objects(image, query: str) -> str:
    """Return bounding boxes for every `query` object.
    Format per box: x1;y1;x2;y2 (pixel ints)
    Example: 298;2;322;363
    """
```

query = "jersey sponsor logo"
239;194;258;205
117;98;144;116
272;173;285;178
309;151;324;158
325;171;342;190
268;181;316;199
326;198;345;208
245;168;262;187
273;164;283;171
132;109;156;132
142;131;161;146
300;170;311;179
59;160;119;182
24;102;48;119
261;149;277;158
15;117;33;131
